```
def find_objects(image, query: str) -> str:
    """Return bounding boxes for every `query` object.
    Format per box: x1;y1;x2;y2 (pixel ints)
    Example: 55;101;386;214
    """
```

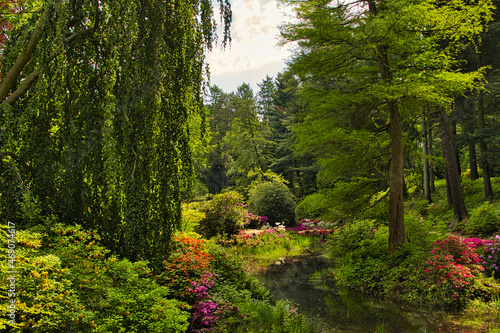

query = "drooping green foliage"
0;0;231;271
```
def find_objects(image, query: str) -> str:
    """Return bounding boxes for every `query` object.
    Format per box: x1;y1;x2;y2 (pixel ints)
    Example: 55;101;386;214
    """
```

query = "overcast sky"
206;0;295;94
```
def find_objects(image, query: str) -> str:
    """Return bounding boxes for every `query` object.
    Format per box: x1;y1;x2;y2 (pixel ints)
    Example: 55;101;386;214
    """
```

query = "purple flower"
489;255;493;259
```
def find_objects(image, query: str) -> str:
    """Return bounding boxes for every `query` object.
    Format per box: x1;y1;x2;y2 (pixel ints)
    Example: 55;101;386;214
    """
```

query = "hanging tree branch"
0;11;46;102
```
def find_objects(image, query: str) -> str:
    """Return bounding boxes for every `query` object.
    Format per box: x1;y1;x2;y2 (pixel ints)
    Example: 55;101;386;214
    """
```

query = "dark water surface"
256;253;463;333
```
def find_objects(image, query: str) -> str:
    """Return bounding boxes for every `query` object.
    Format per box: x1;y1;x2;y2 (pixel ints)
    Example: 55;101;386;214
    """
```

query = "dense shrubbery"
0;224;190;332
295;193;330;220
480;236;500;279
248;181;297;226
326;217;500;308
1;223;313;332
196;191;248;238
465;202;500;237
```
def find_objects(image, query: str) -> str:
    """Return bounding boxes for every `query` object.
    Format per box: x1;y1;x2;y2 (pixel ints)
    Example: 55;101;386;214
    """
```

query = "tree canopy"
281;0;494;250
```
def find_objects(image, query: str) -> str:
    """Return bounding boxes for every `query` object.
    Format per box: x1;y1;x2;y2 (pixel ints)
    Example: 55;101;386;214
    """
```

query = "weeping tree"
0;0;231;271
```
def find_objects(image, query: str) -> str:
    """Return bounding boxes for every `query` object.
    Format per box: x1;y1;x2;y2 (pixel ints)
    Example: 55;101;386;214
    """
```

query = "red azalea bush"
157;233;243;332
424;236;484;305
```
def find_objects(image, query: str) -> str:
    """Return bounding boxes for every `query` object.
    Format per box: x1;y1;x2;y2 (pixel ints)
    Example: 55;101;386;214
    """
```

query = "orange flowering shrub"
158;233;215;302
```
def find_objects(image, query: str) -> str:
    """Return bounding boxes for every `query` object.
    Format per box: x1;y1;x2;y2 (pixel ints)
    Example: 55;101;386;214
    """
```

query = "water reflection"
256;253;459;332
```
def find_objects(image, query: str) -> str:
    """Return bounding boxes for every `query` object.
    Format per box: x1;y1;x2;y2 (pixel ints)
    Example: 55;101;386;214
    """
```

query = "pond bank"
253;252;478;332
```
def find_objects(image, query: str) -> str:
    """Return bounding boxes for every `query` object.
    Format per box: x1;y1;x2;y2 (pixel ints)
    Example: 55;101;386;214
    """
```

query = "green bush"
465;202;500;237
248;181;297;226
197;191;248;238
295;193;330;220
0;224;190;332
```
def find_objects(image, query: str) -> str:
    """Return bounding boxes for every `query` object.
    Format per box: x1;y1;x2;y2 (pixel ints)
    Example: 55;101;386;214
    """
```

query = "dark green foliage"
295;192;330;220
248;181;297;226
197;191;247;238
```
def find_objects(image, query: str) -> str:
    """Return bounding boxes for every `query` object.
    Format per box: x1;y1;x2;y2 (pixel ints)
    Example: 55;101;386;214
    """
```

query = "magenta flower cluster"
425;236;484;303
190;300;237;333
185;271;239;332
479;235;500;279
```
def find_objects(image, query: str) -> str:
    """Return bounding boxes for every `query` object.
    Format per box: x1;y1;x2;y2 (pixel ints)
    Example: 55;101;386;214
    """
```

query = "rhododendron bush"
424;236;484;304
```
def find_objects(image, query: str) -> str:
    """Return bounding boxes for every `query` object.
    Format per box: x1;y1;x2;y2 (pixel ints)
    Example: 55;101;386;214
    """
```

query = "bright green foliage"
326;217;500;307
206;241;270;300
466;202;500;237
0;224;190;332
248;181;297;226
181;202;206;232
295;192;331;220
0;0;231;271
197;191;247;238
281;0;494;226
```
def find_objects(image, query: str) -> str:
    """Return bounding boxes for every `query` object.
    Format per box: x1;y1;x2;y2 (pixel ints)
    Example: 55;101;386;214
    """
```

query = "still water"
256;253;464;332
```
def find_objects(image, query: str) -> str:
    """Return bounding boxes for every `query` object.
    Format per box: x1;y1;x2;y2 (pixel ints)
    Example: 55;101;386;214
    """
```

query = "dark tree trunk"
388;100;405;253
427;117;435;192
469;143;479;180
478;90;494;200
421;116;431;203
452;121;461;176
439;109;468;228
443;167;453;206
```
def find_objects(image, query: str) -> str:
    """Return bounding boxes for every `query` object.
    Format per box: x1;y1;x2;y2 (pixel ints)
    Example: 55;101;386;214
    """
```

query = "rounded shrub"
197;191;247;238
247;181;297;226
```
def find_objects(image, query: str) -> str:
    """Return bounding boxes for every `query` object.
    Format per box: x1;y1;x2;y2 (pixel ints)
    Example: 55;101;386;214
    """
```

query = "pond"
256;253;466;333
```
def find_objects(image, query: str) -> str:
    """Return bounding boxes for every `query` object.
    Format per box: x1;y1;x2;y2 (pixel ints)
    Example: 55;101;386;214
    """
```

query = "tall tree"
225;83;273;189
439;108;468;226
0;0;231;271
281;0;493;251
205;85;234;193
421;114;432;203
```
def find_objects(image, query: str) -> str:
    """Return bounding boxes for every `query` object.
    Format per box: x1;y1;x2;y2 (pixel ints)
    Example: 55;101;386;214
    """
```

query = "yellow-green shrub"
0;224;190;332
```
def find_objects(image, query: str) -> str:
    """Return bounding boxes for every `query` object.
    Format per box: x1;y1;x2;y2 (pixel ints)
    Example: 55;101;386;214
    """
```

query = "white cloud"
206;0;295;92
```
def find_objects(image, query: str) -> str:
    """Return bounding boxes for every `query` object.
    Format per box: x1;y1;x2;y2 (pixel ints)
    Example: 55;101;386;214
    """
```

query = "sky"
206;0;296;94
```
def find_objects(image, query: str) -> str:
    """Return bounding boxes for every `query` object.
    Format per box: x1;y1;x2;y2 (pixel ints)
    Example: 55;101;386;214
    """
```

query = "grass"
234;233;323;274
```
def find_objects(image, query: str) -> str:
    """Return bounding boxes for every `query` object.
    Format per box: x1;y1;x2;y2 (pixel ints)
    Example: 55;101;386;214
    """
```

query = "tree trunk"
452;121;462;176
478;90;494;200
368;0;404;252
477;48;494;200
439;108;468;228
421;116;431;203
469;143;479;180
388;100;405;253
443;166;453;206
427;117;435;192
